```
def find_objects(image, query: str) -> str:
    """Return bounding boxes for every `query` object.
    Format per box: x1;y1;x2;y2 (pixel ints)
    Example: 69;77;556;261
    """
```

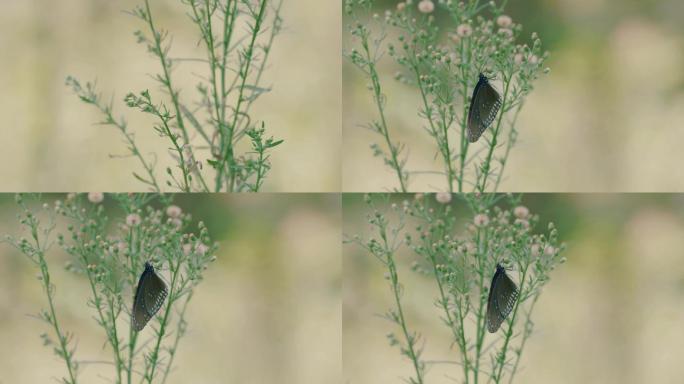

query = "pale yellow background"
0;194;341;383
0;0;340;192
343;0;684;192
344;194;684;383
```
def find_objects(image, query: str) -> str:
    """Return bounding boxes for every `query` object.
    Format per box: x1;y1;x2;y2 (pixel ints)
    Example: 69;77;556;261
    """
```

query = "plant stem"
507;292;540;384
380;225;424;384
473;227;489;384
29;220;79;384
426;247;469;383
143;0;190;145
218;0;269;192
413;64;455;192
478;75;511;193
491;264;528;383
360;33;407;192
161;292;193;384
143;259;182;383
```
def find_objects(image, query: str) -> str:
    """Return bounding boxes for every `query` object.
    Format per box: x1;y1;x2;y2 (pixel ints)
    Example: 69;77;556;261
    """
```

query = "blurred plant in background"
4;193;217;384
67;0;284;192
346;193;565;383
345;0;548;192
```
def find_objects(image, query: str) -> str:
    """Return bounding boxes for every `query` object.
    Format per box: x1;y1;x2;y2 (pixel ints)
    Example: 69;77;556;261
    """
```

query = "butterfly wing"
132;263;168;331
486;267;519;333
143;268;168;317
467;76;502;143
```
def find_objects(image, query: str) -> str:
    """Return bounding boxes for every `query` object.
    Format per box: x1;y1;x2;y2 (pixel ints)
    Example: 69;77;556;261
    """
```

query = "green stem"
426;247;469;383
160;292;193;384
478;75;511;193
219;0;269;192
473;227;489;384
491;265;528;383
413;64;455;192
143;261;182;383
360;33;407;192
507;292;539;384
143;0;190;145
30;223;78;384
380;225;424;384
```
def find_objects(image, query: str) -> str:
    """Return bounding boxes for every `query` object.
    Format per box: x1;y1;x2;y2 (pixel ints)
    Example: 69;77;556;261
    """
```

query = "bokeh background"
0;0;340;192
0;193;340;383
343;0;684;192
344;193;684;383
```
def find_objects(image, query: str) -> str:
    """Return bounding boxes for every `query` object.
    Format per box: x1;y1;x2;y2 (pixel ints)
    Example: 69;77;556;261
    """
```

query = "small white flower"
88;192;104;204
435;192;452;204
456;24;472;37
473;214;489;227
514;53;524;65
531;243;541;257
196;243;209;256
514;206;529;219
544;245;555;256
126;213;142;226
397;2;406;11
417;0;434;13
166;205;182;218
496;15;512;28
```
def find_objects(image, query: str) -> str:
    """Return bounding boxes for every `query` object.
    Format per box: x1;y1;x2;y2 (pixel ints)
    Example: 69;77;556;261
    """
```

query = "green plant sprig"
5;195;79;384
5;194;218;384
345;0;549;192
67;0;284;192
347;193;565;384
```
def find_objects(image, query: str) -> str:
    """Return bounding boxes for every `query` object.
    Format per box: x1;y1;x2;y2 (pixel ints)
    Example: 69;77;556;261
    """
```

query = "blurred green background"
344;193;684;383
0;0;340;192
0;193;340;383
343;0;684;191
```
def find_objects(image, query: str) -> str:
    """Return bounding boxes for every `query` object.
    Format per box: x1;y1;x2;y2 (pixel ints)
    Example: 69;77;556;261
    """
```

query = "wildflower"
457;24;472;37
397;2;406;11
417;0;434;13
531;243;541;257
528;54;539;64
166;205;182;218
88;192;104;203
496;15;512;28
126;213;142;226
435;192;452;204
544;245;555;256
473;213;489;227
514;53;524;65
196;243;209;256
514;206;529;219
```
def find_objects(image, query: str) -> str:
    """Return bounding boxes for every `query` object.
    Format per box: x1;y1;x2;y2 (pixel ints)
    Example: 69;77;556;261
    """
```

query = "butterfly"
131;262;168;332
467;73;502;143
486;263;519;333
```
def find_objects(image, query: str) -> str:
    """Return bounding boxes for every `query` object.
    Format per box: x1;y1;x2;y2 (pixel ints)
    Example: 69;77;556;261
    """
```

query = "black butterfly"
467;73;502;143
132;262;168;332
486;263;519;333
